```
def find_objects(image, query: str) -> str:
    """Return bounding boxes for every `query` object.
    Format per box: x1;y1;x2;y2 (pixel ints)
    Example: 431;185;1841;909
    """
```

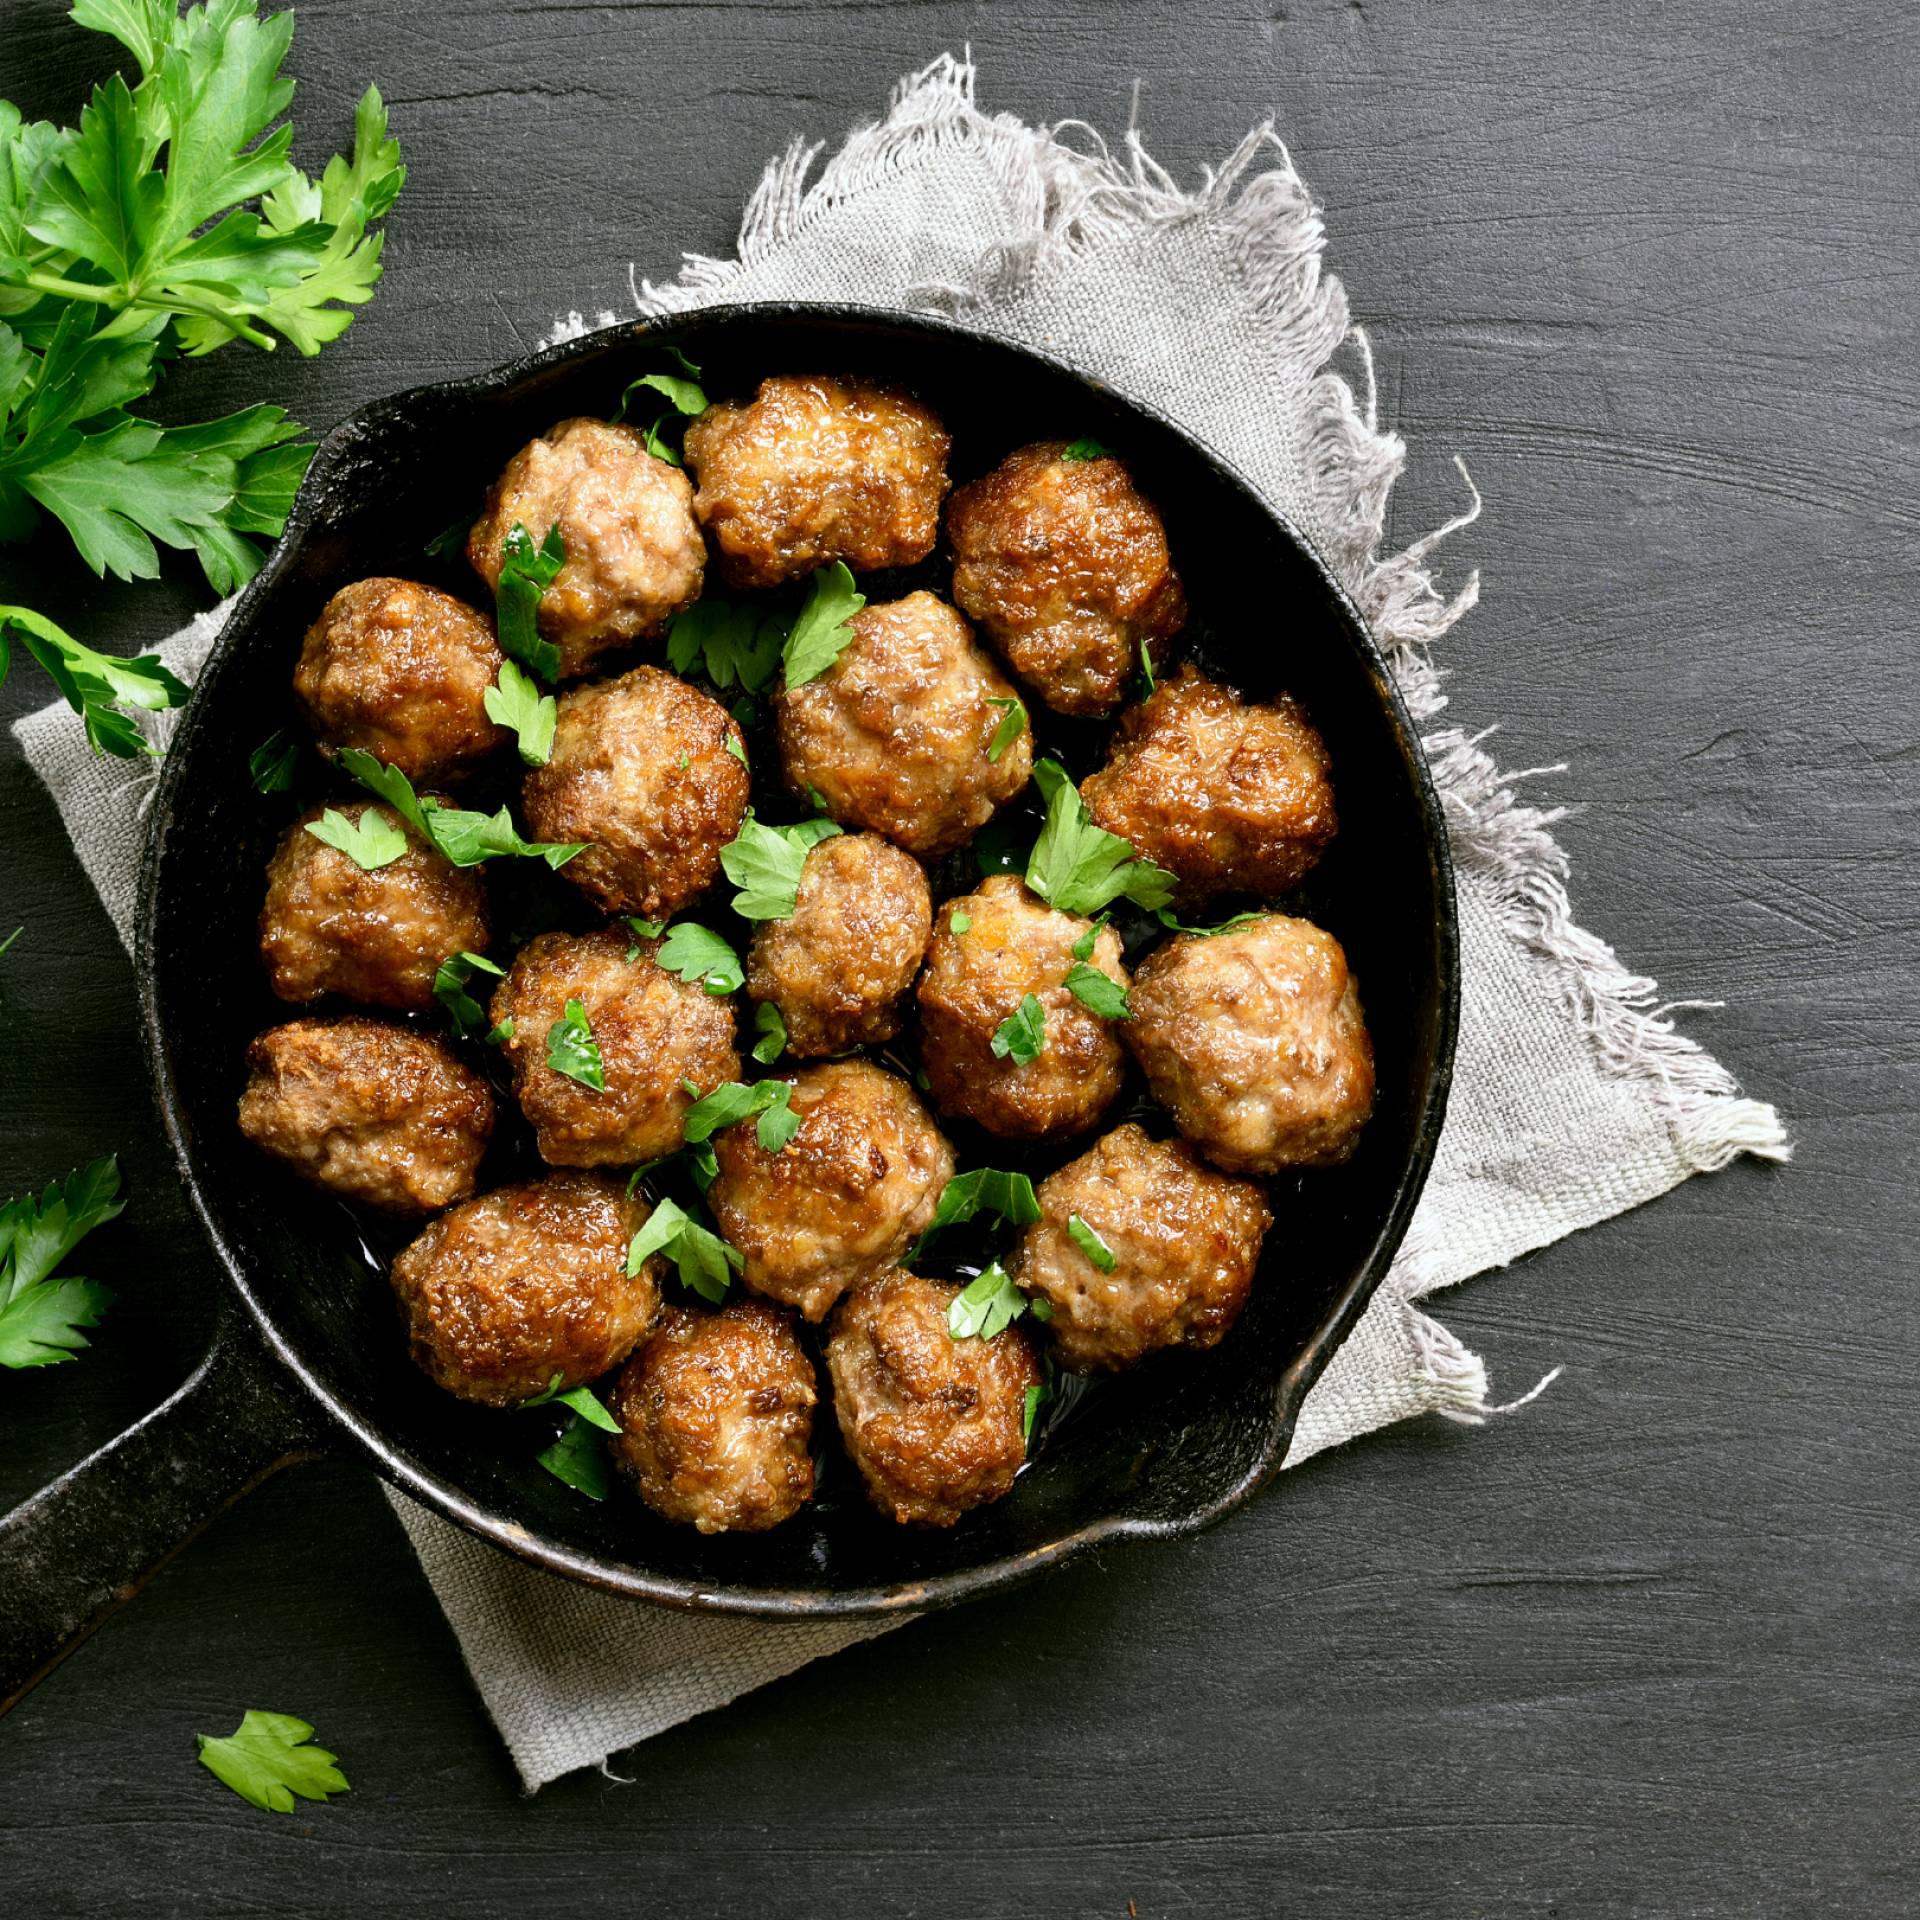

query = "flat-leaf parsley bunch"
0;0;405;754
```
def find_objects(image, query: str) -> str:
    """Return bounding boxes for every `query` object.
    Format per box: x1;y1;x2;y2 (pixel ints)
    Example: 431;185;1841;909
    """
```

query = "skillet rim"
134;301;1459;1617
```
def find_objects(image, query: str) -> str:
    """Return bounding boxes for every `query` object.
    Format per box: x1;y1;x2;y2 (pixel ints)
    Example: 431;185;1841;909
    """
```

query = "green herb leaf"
494;521;564;682
719;812;843;920
664;598;787;694
432;949;503;1040
1153;908;1267;937
483;656;556;766
1066;1214;1118;1272
302;805;407;871
1022;1377;1049;1446
336;750;584;868
545;997;605;1091
1060;437;1112;462
909;1167;1041;1262
424;514;472;559
1025;758;1176;917
780;561;866;688
522;1375;620;1431
949;910;972;934
0;927;20;959
1137;636;1157;697
751;1000;787;1065
1063;961;1131;1021
681;1079;800;1151
642;412;681;466
0;1273;114;1369
535;1412;614;1500
614;369;707;423
754;1082;801;1152
990;992;1047;1066
985;694;1026;764
626;1193;741;1304
0;604;189;759
946;1261;1032;1341
248;727;297;792
653;923;743;995
196;1711;350;1816
484;1016;514;1045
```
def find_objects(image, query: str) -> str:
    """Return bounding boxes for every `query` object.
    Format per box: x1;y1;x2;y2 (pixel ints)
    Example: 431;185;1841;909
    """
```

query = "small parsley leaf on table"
196;1711;349;1815
653;923;744;995
991;992;1047;1065
0;604;189;759
751;1000;787;1065
781;562;866;687
946;1261;1034;1341
303;805;407;871
545;998;605;1091
1064;961;1131;1021
1067;1214;1118;1273
1025;758;1175;917
248;727;298;792
719;813;843;920
483;656;556;766
0;1155;125;1371
432;950;504;1040
494;522;565;681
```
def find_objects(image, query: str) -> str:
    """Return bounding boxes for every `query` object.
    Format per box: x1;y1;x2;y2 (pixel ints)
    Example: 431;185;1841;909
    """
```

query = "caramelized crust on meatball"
916;874;1128;1140
947;440;1185;716
684;374;950;589
1081;668;1336;905
259;804;490;1013
491;927;741;1168
746;831;931;1057
707;1060;954;1322
239;1016;495;1213
294;577;505;783
775;591;1032;858
1008;1123;1271;1371
610;1299;817;1533
390;1171;658;1406
467;417;704;680
1126;914;1374;1173
522;665;750;920
826;1269;1040;1527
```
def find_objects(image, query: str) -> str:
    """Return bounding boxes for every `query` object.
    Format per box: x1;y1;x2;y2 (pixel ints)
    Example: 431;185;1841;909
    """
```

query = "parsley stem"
19;271;279;351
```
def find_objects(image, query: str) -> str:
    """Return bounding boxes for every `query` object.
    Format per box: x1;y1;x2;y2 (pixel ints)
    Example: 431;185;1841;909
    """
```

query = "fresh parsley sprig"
781;562;865;688
483;657;556;766
0;604;189;759
334;747;583;869
611;345;707;465
1025;758;1175;918
719;812;842;920
909;1167;1042;1263
303;804;407;871
493;522;564;681
666;598;787;694
248;727;298;792
0;1154;121;1369
535;1413;614;1500
197;1711;349;1815
652;922;744;995
523;1373;620;1428
626;1193;742;1304
946;1261;1049;1342
682;1079;801;1153
545;998;605;1091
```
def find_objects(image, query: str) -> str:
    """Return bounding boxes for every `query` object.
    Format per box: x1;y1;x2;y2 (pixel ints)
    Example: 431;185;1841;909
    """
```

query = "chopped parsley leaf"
536;1413;614;1500
909;1167;1041;1262
495;521;565;682
303;805;407;871
483;657;556;766
1060;437;1112;462
946;1261;1032;1341
781;562;866;688
990;992;1047;1066
751;1000;788;1065
1063;961;1131;1020
985;694;1027;763
545;998;605;1091
1067;1215;1118;1272
653;923;744;995
950;910;973;934
666;599;787;694
1025;758;1175;917
432;949;504;1040
719;812;843;919
249;729;298;793
626;1194;741;1303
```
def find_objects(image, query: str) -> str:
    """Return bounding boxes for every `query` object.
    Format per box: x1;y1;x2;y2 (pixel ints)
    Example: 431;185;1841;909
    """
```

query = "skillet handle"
0;1310;326;1715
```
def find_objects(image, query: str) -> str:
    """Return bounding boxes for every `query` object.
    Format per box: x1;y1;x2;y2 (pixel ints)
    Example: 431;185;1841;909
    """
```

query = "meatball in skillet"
239;1016;495;1214
915;874;1129;1141
259;803;489;1013
947;440;1185;717
521;665;750;921
775;591;1032;859
467;417;705;680
745;831;931;1058
390;1170;658;1407
826;1269;1040;1528
1126;914;1374;1174
1007;1123;1271;1372
1081;668;1336;906
294;578;505;784
490;927;741;1168
610;1298;817;1533
706;1060;953;1323
683;374;949;590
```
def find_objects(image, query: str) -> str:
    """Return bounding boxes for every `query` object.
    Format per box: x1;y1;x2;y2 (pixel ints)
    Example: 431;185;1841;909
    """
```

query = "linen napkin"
14;54;1787;1790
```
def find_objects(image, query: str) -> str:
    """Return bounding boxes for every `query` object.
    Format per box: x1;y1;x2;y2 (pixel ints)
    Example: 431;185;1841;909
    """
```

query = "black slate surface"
0;1;1914;1913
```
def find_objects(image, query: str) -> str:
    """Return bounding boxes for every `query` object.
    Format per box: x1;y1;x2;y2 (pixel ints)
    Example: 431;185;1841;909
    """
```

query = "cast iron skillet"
0;306;1457;1711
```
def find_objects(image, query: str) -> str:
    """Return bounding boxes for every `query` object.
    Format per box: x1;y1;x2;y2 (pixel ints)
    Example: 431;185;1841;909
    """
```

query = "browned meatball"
390;1171;658;1406
1081;668;1336;905
1126;915;1374;1173
947;440;1185;717
609;1299;817;1533
1007;1124;1271;1371
293;577;505;783
521;665;750;920
238;1015;495;1214
745;832;931;1057
916;874;1128;1141
467;417;705;680
491;927;741;1168
826;1269;1039;1527
259;804;490;1013
707;1060;953;1322
683;374;949;590
775;592;1031;858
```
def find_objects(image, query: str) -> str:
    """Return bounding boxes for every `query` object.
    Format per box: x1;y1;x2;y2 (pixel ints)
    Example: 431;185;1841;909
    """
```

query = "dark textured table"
1;2;1914;1913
